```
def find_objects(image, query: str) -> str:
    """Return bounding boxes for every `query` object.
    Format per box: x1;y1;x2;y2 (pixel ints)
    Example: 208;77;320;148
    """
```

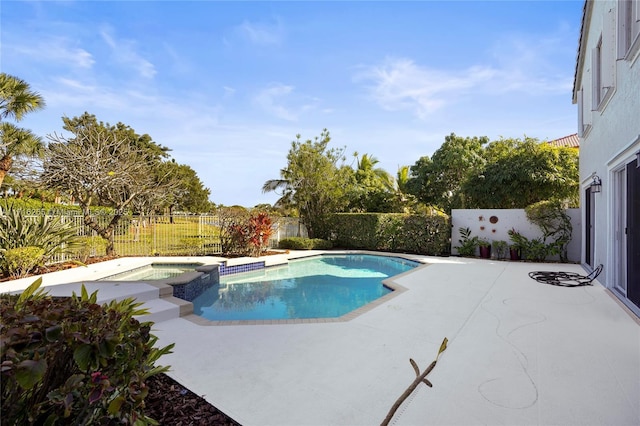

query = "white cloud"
11;37;94;69
355;58;496;119
355;41;573;119
100;27;156;79
252;84;323;122
237;18;284;46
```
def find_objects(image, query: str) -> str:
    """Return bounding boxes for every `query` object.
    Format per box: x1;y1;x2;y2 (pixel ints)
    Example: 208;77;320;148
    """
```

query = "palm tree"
356;153;395;191
0;123;44;187
0;73;45;188
396;165;410;193
0;73;45;121
262;171;294;209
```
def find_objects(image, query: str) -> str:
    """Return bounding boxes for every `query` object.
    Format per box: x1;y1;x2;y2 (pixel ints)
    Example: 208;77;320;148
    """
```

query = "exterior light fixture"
590;175;602;193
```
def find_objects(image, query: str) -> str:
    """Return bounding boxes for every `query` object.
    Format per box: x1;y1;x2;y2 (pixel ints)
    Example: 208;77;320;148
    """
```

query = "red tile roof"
548;133;579;148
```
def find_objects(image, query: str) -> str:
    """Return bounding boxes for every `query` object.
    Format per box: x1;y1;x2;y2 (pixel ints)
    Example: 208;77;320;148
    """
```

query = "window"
577;87;592;137
592;37;604;108
618;0;640;59
592;9;616;111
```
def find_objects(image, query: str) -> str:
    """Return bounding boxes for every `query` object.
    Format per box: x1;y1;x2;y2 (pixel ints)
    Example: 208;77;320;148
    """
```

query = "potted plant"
508;245;521;261
507;229;525;261
478;238;491;259
492;240;508;260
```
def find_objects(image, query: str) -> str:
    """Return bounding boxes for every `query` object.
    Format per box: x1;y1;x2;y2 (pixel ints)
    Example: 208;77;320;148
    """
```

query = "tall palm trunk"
0;154;13;188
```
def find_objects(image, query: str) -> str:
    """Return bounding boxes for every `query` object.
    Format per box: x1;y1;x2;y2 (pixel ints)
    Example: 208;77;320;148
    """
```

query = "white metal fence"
5;213;307;263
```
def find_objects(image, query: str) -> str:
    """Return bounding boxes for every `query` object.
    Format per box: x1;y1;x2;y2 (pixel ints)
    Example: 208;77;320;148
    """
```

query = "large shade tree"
462;138;579;208
0;73;45;188
405;133;488;212
348;153;402;213
41;115;175;255
157;160;212;215
262;129;354;238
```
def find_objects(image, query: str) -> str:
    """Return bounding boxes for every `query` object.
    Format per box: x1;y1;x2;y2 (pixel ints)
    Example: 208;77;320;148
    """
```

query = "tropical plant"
455;227;478;257
0;279;174;425
477;237;491;248
0;207;80;276
525;199;573;262
508;229;550;262
226;212;274;257
247;212;273;257
0;73;45;121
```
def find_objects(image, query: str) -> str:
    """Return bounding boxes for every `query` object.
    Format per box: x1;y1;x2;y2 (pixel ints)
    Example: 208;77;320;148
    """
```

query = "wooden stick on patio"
381;337;448;426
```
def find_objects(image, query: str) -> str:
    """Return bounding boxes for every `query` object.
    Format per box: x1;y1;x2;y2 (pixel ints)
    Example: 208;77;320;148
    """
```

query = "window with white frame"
577;87;592;137
592;37;604;108
592;9;616;110
618;0;640;59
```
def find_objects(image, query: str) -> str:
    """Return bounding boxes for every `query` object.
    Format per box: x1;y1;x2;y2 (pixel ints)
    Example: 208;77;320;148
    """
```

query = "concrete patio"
3;254;639;425
151;256;639;426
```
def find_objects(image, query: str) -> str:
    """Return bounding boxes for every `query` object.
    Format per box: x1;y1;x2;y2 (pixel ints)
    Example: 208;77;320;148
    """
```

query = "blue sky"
2;1;583;207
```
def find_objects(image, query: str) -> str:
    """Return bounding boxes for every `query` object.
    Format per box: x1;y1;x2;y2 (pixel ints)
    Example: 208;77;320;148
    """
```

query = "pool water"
192;254;419;321
100;263;203;281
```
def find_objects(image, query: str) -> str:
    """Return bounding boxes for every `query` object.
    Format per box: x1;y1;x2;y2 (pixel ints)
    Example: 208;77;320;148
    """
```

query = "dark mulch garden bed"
145;373;240;425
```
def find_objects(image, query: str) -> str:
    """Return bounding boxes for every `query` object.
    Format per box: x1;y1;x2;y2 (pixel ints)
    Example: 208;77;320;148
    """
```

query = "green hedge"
327;213;450;255
278;237;333;250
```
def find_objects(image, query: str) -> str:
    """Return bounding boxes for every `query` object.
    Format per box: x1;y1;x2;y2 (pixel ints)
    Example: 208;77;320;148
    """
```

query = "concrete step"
135;296;194;324
36;281;161;304
19;280;193;325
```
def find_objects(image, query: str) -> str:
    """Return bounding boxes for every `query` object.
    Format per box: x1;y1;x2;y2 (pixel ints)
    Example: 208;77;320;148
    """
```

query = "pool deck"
3;252;639;425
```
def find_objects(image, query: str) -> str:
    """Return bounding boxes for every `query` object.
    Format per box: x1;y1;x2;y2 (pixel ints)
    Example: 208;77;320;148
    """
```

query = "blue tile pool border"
219;261;266;276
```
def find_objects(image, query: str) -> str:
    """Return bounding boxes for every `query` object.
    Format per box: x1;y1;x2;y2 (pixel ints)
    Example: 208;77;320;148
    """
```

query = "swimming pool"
191;254;420;321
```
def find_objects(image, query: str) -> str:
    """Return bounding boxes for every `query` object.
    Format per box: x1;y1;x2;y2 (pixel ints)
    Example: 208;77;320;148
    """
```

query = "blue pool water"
191;254;419;321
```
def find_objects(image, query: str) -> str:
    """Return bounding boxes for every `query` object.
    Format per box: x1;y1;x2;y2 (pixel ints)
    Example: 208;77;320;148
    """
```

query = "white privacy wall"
451;209;581;262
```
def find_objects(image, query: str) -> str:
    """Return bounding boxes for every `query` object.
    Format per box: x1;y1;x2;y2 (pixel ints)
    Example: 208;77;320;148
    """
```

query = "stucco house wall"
573;0;640;316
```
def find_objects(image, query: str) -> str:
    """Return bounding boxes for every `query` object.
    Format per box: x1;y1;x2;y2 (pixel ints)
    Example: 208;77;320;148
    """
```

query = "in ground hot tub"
98;263;219;301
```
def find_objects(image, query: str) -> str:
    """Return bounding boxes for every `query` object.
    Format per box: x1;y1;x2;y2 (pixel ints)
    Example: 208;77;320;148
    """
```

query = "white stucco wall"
451;209;581;262
575;0;640;287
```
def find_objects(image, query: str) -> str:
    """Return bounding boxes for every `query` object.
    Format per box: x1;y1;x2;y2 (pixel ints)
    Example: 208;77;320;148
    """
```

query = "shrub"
455;227;478;257
508;229;551;262
0;279;174;425
70;236;109;263
492;240;508;260
247;213;273;257
179;236;203;256
0;207;81;276
224;212;274;257
525;200;573;262
278;237;332;250
2;246;45;278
